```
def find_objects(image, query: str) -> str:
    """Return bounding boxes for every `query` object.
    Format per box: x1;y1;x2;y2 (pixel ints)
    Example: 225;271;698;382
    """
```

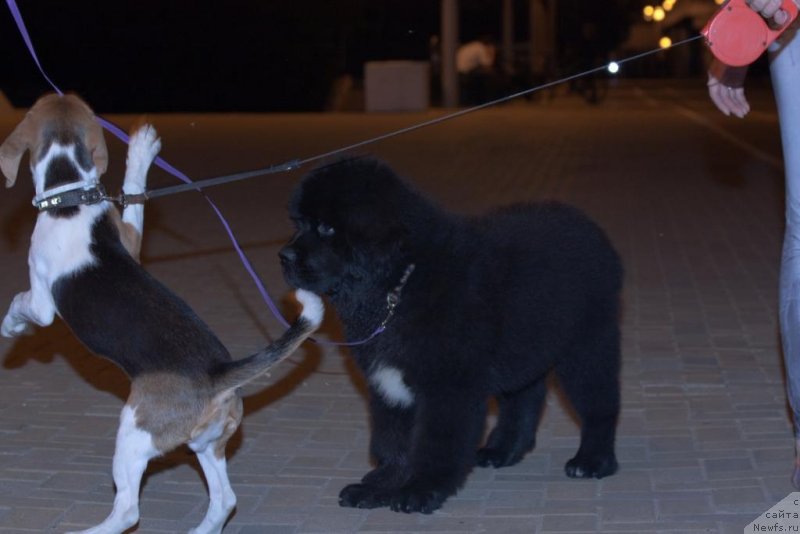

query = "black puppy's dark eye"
317;223;335;237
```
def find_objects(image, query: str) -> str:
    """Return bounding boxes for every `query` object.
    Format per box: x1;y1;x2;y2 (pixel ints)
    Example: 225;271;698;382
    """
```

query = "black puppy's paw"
388;483;446;514
476;446;526;468
338;484;390;509
361;463;408;488
564;453;618;479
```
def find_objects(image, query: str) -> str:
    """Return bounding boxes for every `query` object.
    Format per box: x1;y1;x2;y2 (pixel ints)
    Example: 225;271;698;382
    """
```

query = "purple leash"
5;0;397;346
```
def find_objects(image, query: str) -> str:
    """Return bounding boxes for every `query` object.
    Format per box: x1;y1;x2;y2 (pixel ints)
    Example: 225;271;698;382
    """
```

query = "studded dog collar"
33;181;147;212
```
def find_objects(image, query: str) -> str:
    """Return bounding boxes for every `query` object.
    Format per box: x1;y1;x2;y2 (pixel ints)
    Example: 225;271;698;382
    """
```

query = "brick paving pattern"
0;81;792;532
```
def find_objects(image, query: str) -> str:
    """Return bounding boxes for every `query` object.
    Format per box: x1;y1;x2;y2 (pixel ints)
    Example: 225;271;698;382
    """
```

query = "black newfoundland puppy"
280;157;622;514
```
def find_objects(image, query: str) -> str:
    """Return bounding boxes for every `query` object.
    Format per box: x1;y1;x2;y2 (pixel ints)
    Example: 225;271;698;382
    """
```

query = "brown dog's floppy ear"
86;117;108;176
0;112;35;188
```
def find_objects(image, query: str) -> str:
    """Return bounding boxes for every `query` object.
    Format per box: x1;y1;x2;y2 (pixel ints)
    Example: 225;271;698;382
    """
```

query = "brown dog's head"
0;93;107;189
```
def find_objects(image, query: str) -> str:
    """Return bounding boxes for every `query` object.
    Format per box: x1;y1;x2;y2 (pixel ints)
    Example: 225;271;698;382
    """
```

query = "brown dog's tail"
212;290;324;394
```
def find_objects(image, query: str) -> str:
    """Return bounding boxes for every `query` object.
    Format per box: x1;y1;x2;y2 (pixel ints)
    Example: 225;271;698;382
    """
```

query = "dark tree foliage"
2;1;354;111
557;0;640;70
558;0;639;50
1;0;643;112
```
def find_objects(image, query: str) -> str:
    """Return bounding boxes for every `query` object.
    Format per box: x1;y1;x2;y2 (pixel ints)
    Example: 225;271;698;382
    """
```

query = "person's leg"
770;26;800;487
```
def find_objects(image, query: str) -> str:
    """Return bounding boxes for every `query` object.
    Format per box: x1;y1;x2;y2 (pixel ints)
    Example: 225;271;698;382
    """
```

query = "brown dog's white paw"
124;125;161;193
1;313;32;338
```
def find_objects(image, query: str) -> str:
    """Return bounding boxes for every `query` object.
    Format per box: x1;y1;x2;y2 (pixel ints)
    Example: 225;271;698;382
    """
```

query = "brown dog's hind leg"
188;393;243;534
67;405;159;534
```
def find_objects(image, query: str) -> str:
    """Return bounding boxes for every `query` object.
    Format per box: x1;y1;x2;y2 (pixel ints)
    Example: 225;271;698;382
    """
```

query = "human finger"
760;0;783;18
708;82;733;115
716;85;741;116
747;0;788;24
728;87;751;118
772;8;790;26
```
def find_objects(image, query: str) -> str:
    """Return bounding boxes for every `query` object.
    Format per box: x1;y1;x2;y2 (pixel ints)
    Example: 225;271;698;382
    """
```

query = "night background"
1;0;660;113
0;1;795;532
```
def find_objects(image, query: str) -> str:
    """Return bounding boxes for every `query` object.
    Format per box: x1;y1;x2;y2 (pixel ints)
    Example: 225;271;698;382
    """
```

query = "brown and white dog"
0;94;324;534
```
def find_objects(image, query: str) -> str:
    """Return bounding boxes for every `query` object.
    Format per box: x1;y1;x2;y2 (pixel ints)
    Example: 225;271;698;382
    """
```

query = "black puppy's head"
280;157;425;296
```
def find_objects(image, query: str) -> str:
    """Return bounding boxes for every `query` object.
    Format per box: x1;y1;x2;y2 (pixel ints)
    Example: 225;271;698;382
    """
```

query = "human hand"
746;0;796;27
707;59;751;117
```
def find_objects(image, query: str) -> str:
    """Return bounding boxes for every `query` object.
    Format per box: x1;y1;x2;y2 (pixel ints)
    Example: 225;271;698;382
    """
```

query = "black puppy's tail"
212;290;324;394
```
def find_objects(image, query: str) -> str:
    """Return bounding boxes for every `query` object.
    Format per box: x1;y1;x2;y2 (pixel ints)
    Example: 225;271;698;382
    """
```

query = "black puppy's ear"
349;208;407;247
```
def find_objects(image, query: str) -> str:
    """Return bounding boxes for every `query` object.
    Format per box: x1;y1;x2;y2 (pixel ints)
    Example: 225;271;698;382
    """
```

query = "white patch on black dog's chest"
370;366;414;408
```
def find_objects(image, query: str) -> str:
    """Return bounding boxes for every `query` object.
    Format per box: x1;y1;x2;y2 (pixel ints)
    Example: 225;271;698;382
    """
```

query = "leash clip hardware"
109;191;149;209
81;184;107;205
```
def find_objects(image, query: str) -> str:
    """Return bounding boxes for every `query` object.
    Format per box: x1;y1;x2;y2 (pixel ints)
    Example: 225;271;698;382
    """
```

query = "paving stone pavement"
0;81;793;533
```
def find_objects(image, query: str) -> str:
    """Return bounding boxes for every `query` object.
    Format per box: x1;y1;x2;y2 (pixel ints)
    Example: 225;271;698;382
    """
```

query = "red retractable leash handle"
702;0;798;66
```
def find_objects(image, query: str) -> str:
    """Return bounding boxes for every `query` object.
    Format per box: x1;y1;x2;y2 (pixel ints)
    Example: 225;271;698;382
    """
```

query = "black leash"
34;161;304;211
99;34;705;208
136;159;302;201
